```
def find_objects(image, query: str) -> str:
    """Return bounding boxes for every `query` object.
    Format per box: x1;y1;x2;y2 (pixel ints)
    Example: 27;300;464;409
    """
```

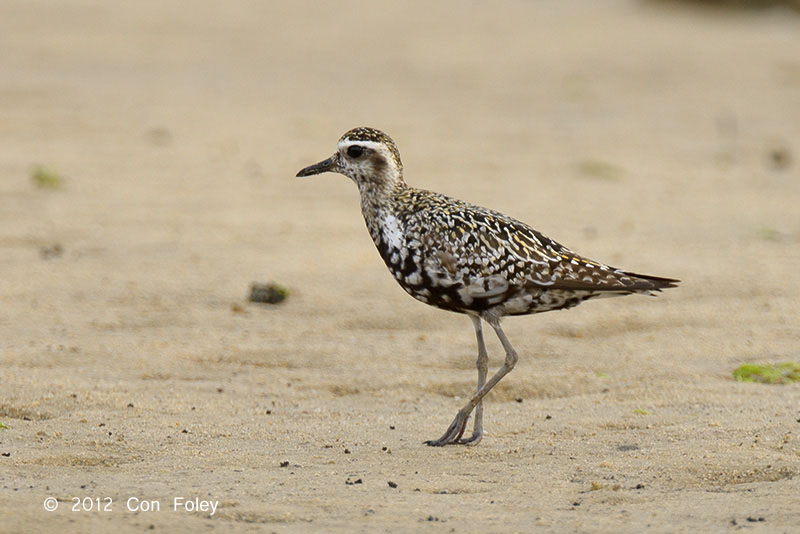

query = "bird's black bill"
296;155;337;177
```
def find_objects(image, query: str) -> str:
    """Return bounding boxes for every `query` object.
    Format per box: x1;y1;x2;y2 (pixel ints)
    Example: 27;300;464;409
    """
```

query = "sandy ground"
1;1;800;532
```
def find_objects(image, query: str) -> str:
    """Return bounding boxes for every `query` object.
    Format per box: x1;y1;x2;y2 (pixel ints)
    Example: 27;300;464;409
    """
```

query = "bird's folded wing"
532;258;679;293
415;198;678;295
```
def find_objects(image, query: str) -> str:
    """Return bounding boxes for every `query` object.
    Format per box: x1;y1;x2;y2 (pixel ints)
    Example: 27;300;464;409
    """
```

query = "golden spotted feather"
372;187;678;316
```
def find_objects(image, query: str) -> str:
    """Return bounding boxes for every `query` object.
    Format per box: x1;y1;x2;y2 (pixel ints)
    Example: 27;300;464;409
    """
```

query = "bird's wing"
413;196;677;295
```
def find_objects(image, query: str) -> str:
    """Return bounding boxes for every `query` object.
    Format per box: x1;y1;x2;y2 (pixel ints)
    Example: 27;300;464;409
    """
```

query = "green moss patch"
31;165;64;189
576;159;625;181
754;226;784;242
733;362;800;384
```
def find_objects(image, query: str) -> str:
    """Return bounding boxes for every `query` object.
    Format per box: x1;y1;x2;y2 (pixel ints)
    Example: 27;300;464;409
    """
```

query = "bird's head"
296;127;404;190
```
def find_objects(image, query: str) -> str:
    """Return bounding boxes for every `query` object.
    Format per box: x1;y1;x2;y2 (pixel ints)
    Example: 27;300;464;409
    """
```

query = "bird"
297;127;678;446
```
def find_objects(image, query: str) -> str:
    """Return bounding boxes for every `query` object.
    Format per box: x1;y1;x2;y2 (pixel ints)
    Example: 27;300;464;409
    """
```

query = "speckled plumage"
365;186;677;317
298;127;678;446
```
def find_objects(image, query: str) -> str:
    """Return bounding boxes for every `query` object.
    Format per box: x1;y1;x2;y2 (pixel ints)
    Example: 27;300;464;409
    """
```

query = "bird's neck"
358;177;408;244
358;175;405;212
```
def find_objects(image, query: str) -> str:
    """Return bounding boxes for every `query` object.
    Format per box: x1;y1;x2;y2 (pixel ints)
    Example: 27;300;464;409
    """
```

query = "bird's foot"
456;431;482;446
424;410;472;447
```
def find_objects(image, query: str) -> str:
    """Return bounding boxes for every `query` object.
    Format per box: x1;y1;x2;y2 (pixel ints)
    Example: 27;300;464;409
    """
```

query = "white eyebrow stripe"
338;140;385;151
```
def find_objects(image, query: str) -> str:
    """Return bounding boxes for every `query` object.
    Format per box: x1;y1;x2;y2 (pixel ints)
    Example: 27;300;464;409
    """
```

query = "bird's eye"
347;145;364;158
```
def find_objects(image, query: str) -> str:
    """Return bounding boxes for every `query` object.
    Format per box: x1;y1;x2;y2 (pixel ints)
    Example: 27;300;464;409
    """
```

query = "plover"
297;127;678;446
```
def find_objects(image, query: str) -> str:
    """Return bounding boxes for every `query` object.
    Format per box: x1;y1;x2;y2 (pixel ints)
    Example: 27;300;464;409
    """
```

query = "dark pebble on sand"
249;282;289;304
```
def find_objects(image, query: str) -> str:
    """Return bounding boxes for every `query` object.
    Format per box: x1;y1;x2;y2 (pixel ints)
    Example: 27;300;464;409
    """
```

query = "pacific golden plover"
297;127;678;446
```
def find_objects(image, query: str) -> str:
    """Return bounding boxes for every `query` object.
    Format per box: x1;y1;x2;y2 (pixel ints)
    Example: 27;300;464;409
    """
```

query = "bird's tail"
622;272;680;293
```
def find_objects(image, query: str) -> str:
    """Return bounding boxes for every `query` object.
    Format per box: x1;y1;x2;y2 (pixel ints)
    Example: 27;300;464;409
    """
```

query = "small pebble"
249;282;288;304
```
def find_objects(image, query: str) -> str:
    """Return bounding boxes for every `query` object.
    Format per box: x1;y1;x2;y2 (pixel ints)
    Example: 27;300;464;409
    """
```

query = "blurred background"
2;0;797;344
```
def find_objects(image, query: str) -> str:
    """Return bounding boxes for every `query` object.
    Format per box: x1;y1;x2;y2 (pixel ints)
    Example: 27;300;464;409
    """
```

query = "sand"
1;1;799;532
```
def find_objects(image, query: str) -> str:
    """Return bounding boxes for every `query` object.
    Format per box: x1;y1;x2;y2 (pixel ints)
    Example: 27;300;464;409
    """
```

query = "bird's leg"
454;315;488;445
426;316;518;446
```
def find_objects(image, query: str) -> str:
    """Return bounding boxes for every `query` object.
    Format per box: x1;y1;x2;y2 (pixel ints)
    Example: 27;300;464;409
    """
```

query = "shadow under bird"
297;127;679;446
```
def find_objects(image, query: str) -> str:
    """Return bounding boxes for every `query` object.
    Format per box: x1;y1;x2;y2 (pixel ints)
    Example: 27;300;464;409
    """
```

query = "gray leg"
426;315;518;446
455;315;488;445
